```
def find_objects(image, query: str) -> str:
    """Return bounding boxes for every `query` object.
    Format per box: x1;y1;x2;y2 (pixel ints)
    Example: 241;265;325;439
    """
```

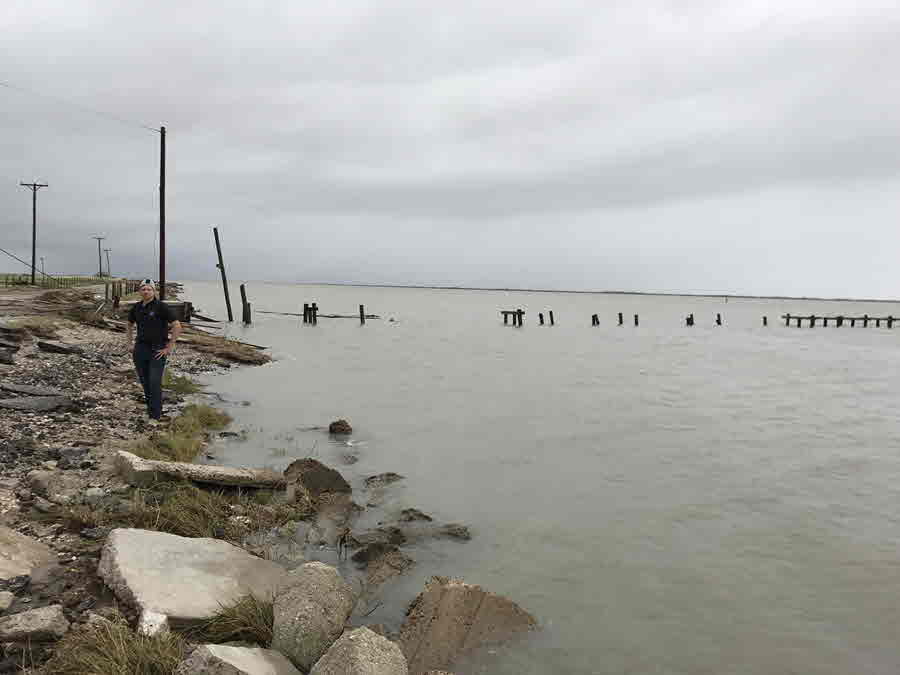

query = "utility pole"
91;236;105;277
159;125;166;300
19;182;48;285
103;248;112;278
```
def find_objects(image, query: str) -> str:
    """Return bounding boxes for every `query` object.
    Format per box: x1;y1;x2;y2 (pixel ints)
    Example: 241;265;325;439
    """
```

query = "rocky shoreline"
0;286;536;674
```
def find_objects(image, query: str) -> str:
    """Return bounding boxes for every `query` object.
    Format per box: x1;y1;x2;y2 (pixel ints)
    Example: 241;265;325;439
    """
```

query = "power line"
0;79;159;134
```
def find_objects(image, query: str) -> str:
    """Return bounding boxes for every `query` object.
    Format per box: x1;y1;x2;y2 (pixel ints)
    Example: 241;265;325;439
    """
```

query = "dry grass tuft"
162;372;203;395
40;618;186;675
62;482;313;543
186;593;274;647
132;404;232;463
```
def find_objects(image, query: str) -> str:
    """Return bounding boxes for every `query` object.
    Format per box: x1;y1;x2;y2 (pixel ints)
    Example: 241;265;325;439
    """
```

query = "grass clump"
62;482;314;543
162;372;203;395
187;594;274;647
40;618;185;675
132;404;232;463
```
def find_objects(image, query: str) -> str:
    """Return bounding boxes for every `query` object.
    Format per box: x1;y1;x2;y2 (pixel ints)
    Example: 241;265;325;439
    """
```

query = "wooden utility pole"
159;125;166;300
91;236;105;276
19;182;48;285
212;227;234;322
104;248;112;277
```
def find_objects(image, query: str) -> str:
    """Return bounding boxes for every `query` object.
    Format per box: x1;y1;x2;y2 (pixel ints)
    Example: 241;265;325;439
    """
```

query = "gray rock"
310;627;408;675
57;446;89;470
115;451;286;489
364;473;405;489
26;470;84;504
0;591;14;611
32;496;56;513
0;396;74;412
176;644;302;674
97;528;288;628
0;339;21;351
398;577;537;674
328;419;353;434
36;340;84;355
0;525;55;580
83;487;106;506
0;382;64;397
0;351;13;365
283;458;351;502
0;604;69;642
272;561;355;671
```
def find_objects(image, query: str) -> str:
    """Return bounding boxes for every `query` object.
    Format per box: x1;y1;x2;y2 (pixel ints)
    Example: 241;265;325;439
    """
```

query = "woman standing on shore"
126;279;182;421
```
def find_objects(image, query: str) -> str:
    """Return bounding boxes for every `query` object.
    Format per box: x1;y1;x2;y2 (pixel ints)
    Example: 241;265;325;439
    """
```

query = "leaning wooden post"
213;227;235;322
359;304;366;326
539;312;544;325
244;302;252;324
239;284;250;325
716;313;722;326
549;311;554;326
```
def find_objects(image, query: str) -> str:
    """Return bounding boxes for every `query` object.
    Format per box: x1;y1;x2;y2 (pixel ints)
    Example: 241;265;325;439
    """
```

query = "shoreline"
178;278;900;304
0;284;531;674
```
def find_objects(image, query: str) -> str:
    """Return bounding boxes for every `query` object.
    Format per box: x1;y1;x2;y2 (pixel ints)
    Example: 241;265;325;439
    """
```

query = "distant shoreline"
177;277;900;304
280;281;900;304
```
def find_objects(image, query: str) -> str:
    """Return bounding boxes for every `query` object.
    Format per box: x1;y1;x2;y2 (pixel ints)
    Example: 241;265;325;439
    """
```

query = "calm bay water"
182;281;900;675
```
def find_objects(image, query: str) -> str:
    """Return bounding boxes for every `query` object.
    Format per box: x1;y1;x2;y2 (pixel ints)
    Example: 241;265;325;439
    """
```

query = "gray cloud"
2;0;900;297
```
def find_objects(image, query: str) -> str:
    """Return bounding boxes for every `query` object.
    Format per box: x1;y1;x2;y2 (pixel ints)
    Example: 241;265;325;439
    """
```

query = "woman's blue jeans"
133;342;167;419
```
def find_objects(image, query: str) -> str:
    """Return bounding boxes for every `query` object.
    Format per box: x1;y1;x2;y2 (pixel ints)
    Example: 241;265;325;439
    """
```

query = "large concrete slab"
116;450;286;489
0;524;55;581
398;577;537;675
176;644;302;674
97;528;288;627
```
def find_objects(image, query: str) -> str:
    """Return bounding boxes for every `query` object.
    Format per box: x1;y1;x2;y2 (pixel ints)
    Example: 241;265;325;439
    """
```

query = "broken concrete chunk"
310;627;408;675
176;643;302;675
115;450;285;489
0;604;69;642
0;524;55;580
398;577;537;674
272;561;355;671
0;396;74;412
36;340;84;355
97;528;288;627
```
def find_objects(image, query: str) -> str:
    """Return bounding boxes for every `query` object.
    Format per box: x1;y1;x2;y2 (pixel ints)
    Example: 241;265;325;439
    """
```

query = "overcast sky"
2;1;899;297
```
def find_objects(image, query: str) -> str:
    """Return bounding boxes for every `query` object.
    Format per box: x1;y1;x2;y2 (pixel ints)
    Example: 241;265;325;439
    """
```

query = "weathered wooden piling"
618;312;624;326
634;314;639;327
876;318;881;328
303;303;310;324
243;302;252;324
889;316;895;329
539;312;545;325
785;313;791;327
516;309;524;326
504;313;509;325
312;302;318;325
863;314;869;327
763;316;768;326
796;316;802;327
239;284;250;325
716;313;722;326
592;314;599;326
686;314;694;326
837;316;844;327
810;316;816;328
549;311;555;326
213;226;234;322
359;305;366;325
851;318;856;327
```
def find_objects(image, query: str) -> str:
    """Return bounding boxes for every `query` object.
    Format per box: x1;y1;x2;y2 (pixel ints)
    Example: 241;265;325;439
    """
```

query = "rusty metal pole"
213;227;234;322
159;125;166;300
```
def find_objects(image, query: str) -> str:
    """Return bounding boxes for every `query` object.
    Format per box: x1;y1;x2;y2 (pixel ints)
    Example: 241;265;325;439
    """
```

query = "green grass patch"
162;372;203;394
132;404;232;463
40;618;186;675
186;594;274;647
